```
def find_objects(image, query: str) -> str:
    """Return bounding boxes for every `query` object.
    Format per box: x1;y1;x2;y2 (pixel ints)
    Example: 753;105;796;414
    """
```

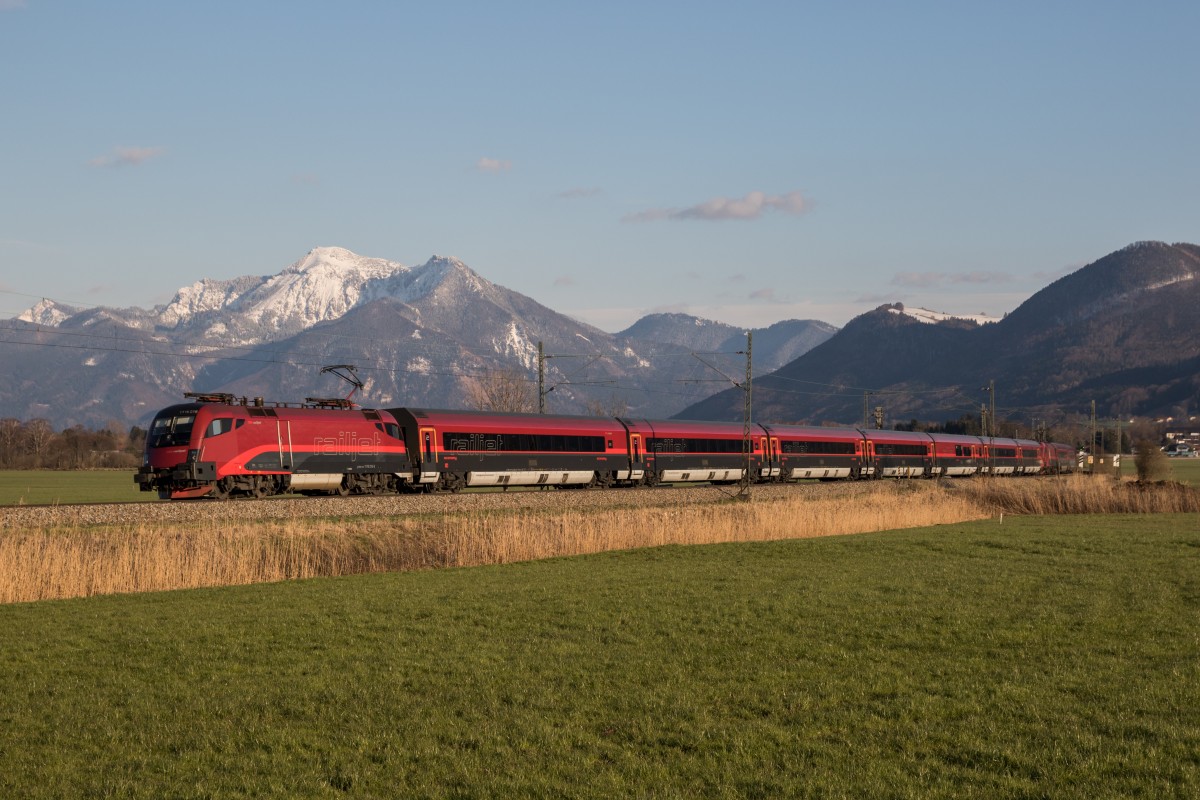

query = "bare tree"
24;419;55;467
464;366;537;413
583;393;630;419
0;418;20;468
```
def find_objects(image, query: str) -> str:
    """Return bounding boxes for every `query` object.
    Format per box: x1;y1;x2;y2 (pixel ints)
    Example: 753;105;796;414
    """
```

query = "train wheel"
249;476;269;499
211;478;232;500
335;476;351;497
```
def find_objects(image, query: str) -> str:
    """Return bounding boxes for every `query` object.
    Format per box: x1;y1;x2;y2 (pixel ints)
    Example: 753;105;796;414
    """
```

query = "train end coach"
135;393;411;499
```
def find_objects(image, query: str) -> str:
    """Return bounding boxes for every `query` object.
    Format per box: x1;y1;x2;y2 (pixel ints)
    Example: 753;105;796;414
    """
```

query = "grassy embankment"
3;475;1199;604
1;481;984;603
1;512;1197;797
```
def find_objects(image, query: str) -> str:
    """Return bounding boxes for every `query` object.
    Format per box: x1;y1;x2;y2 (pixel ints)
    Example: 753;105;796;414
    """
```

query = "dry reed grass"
2;476;1196;604
951;473;1200;516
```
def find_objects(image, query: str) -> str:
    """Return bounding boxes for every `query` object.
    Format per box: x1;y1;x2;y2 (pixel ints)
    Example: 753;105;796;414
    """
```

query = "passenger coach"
386;408;635;491
760;424;866;480
618;418;758;485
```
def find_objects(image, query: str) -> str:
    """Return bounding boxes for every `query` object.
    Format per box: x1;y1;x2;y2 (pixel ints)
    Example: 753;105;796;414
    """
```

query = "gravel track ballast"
1;483;878;529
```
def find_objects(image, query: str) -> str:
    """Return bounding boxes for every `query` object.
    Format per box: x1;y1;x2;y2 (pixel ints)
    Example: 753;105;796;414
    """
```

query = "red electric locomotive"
135;393;410;499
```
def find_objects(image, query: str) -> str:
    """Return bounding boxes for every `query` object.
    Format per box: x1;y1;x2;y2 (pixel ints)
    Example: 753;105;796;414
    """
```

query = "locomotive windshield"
148;409;198;448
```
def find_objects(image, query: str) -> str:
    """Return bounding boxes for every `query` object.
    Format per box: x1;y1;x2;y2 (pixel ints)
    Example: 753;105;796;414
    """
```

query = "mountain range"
1;247;835;428
678;241;1200;427
5;241;1197;431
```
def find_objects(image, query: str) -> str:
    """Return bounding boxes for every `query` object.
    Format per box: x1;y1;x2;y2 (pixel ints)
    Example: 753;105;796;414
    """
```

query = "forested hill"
677;241;1200;425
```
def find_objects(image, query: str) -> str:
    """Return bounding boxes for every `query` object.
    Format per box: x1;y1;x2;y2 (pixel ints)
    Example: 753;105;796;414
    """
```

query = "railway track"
1;482;880;530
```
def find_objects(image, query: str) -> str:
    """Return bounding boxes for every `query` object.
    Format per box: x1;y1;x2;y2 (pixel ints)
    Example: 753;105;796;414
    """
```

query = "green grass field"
1;513;1196;797
1160;456;1200;485
0;469;153;506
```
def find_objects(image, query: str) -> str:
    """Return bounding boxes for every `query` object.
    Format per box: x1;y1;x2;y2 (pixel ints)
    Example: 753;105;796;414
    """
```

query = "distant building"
1163;417;1200;455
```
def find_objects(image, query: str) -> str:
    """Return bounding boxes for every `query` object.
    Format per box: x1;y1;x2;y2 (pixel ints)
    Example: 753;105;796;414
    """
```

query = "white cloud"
476;157;512;173
88;146;166;168
623;190;811;223
557;187;602;199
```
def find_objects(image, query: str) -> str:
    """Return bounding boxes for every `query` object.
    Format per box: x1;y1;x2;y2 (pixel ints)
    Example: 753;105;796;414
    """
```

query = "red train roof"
760;423;864;441
619;418;747;437
390;408;622;435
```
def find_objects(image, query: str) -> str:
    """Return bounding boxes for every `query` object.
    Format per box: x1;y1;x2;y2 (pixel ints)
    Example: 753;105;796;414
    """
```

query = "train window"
781;440;856;455
204;418;235;438
375;423;403;439
873;443;926;457
148;410;197;448
442;431;605;453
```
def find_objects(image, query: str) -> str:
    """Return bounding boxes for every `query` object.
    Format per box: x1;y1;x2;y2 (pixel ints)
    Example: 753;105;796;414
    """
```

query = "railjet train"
135;392;1076;500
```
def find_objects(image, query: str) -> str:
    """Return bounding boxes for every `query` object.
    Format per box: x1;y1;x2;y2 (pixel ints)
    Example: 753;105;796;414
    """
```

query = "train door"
626;432;646;483
769;436;780;479
277;420;293;470
418;426;439;485
865;439;876;477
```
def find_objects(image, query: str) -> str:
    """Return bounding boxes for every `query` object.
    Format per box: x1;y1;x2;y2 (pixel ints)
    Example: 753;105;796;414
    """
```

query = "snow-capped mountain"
887;305;1000;326
158;247;431;343
17;298;80;327
2;247;837;427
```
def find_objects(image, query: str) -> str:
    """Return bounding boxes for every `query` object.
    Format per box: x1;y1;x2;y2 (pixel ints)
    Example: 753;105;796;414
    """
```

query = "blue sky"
2;1;1197;331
